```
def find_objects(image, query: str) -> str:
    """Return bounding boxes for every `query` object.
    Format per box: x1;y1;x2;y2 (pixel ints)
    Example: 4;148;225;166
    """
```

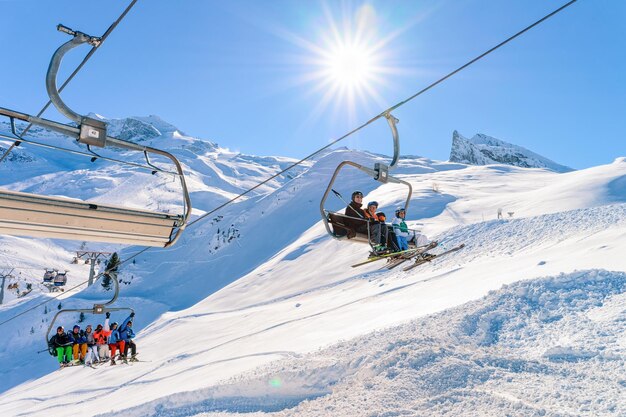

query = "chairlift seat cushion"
327;212;370;243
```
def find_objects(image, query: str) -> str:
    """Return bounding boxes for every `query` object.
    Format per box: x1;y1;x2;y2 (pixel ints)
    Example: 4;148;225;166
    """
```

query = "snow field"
0;135;624;416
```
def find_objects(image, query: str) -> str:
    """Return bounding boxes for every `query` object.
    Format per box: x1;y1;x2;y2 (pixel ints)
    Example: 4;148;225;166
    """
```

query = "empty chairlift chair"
53;271;68;287
43;268;57;283
0;24;191;248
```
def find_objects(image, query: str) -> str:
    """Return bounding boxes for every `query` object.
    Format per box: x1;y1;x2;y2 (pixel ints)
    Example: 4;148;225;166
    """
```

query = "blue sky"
0;0;624;169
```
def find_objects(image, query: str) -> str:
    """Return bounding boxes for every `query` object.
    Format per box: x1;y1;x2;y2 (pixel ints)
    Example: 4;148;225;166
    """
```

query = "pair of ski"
351;242;466;271
351;241;438;268
401;243;466;271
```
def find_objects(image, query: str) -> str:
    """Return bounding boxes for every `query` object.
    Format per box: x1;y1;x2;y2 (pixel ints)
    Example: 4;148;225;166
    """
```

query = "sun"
274;3;399;123
323;40;376;91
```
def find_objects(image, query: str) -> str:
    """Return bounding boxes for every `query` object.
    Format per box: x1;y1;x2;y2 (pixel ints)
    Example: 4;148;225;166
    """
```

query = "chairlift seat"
0;189;182;247
327;212;371;243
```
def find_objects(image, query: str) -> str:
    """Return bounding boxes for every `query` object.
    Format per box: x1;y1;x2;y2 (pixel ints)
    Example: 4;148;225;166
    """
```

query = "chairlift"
43;268;58;283
0;24;191;248
320;113;412;251
45;265;133;354
53;271;68;287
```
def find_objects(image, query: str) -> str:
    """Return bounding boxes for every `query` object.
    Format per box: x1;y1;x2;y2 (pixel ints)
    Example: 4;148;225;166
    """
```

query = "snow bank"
104;270;626;417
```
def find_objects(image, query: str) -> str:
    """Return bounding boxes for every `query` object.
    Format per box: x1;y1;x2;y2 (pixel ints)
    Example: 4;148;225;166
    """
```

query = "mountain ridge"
449;130;573;173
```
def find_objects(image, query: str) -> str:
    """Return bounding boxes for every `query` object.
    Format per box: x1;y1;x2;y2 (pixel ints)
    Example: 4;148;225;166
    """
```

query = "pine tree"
57;302;62;310
102;252;121;291
78;312;85;323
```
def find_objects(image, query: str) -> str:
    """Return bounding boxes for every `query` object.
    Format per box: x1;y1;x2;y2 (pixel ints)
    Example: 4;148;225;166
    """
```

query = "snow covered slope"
0;115;624;416
449;130;573;173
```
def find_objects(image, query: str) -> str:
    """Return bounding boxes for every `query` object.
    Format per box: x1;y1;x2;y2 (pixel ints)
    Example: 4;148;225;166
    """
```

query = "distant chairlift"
43;268;58;283
320;113;412;251
0;24;191;248
53;271;68;287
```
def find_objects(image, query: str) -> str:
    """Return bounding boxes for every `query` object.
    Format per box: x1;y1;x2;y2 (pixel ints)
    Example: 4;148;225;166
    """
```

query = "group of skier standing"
48;312;138;367
344;190;429;254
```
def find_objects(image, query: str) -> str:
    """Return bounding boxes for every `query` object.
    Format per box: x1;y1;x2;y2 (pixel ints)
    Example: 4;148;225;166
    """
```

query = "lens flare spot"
269;377;282;388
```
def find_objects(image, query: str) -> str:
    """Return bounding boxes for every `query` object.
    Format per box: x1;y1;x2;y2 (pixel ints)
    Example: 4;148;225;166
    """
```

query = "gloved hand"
130;312;135;318
105;312;110;319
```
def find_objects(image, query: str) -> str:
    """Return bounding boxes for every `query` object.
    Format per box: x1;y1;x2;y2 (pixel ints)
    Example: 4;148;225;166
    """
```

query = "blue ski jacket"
68;329;87;344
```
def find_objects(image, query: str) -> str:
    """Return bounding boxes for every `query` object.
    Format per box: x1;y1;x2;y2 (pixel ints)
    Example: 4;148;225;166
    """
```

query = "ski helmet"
351;191;363;200
367;201;378;208
395;207;406;217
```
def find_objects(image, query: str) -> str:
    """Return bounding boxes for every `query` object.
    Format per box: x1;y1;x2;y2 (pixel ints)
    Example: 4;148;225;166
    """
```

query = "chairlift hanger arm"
384;112;400;169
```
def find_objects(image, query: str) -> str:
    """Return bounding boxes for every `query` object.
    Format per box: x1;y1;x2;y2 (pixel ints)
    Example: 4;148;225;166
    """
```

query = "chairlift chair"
43;268;57;283
0;24;191;248
53;271;68;287
320;113;412;251
45;265;133;355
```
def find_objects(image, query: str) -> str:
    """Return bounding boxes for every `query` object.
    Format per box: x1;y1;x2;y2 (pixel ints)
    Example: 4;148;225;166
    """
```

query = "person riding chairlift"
119;312;138;361
364;201;388;251
48;326;73;368
392;207;429;251
343;192;387;252
105;316;126;365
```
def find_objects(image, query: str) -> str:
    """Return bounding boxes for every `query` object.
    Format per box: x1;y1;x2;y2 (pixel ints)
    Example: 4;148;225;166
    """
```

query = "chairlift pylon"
0;24;191;248
320;113;412;250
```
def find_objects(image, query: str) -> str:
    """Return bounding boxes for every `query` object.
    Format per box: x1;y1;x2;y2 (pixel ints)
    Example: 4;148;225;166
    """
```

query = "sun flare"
323;41;376;90
276;3;400;122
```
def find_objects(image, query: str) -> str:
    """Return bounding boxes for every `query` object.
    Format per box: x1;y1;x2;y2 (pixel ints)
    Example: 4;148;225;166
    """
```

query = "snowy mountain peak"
449;130;573;173
103;116;161;142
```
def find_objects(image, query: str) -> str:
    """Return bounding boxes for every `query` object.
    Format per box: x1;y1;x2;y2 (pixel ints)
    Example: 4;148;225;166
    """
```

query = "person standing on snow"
392;208;429;251
48;326;73;367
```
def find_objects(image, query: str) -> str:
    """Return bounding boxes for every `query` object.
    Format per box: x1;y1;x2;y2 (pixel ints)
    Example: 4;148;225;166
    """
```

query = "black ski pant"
355;222;387;245
123;340;137;357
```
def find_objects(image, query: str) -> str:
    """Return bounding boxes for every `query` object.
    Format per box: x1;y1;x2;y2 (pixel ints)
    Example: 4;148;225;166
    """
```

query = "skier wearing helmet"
94;314;113;362
48;326;73;367
104;315;126;365
364;201;389;251
68;324;88;364
392;208;429;250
